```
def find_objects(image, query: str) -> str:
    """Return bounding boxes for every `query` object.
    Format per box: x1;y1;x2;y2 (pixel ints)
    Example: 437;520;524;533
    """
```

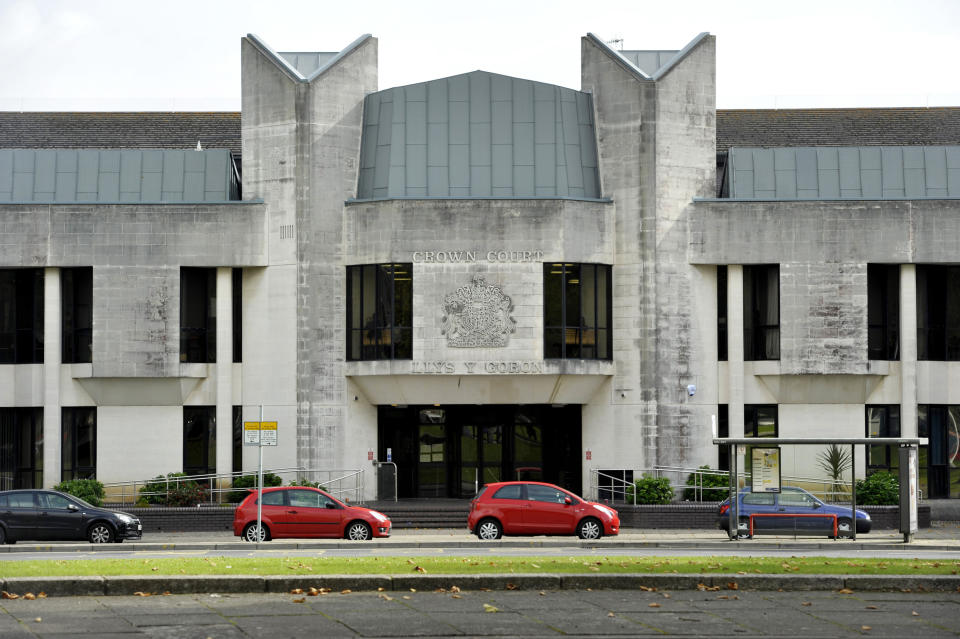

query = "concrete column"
43;268;61;487
727;265;745;438
900;264;917;437
215;267;233;482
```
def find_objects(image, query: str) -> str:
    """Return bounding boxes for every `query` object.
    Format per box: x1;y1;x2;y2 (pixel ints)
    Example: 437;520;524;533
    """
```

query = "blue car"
717;486;871;538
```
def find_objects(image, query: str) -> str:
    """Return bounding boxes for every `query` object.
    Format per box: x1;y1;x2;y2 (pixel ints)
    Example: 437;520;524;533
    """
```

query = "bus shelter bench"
748;513;838;538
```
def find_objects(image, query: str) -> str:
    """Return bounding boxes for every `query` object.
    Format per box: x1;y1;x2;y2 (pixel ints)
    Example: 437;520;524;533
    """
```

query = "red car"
233;486;391;541
467;481;619;540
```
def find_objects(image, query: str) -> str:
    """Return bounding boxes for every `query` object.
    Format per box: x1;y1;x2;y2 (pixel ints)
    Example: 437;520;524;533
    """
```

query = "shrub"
226;473;283;503
288;478;327;491
856;471;899;505
625;475;674;505
54;478;105;507
138;473;207;507
681;465;729;501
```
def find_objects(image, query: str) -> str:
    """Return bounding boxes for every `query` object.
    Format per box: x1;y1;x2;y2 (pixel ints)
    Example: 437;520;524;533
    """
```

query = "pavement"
4;525;960;597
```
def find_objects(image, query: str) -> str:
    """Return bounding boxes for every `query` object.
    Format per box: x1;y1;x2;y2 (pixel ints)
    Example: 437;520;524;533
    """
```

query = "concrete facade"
1;30;957;501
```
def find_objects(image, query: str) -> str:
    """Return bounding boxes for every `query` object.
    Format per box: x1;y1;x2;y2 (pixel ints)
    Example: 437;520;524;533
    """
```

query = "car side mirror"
813;502;821;509
564;497;572;505
67;503;79;512
325;503;337;509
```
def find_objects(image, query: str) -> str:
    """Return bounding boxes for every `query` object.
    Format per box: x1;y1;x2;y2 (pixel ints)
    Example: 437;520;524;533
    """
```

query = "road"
1;589;958;637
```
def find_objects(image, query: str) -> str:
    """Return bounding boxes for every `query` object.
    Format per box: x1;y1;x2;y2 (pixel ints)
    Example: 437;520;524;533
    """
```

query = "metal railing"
589;466;861;505
102;467;365;507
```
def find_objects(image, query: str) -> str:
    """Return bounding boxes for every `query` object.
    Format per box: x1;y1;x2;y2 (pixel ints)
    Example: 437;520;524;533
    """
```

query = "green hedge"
137;473;207;507
625;475;674;505
225;473;283;503
681;465;729;501
856;471;899;505
54;479;105;507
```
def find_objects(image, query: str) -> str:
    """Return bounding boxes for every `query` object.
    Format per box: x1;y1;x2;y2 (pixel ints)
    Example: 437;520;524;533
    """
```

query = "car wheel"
0;526;5;544
346;521;372;541
476;518;502;540
88;522;115;544
243;522;271;542
737;517;752;539
836;517;853;538
577;517;603;540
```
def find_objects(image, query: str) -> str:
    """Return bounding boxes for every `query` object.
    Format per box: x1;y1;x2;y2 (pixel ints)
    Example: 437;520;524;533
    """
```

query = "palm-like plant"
817;444;852;502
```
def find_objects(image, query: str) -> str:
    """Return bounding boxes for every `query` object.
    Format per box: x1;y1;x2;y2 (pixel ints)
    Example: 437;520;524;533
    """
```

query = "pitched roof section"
0;112;241;157
277;52;338;78
355;71;601;200
717;108;960;152
0;149;239;203
725;146;960;199
619;50;679;77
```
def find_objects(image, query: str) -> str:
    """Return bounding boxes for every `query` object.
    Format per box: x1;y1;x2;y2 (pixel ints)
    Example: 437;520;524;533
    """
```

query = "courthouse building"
1;31;960;499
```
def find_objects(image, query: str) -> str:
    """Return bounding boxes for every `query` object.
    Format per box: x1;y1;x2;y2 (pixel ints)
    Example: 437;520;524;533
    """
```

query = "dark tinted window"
39;492;72;509
61;267;92;363
868;264;899;360
0;269;44;364
492;485;522;500
8;492;35;508
0;494;6;507
743;265;779;361
544;263;611;360
346;264;412;361
180;267;216;363
258;491;285;506
917;265;960;360
526;484;568;503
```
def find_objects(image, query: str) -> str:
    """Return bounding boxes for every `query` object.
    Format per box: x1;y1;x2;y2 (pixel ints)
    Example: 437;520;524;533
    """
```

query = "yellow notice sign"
243;421;278;446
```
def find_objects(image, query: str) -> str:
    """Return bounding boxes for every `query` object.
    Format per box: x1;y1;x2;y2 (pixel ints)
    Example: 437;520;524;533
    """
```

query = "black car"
0;489;142;544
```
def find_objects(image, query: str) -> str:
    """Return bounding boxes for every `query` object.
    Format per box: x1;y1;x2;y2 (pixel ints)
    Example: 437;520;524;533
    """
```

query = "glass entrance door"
459;423;502;497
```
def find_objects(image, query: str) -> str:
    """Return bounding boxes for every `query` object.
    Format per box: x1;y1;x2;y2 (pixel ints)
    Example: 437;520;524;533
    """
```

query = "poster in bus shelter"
751;447;781;493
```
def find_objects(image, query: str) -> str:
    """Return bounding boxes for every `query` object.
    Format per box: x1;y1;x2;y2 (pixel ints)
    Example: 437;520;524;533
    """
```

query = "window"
232;268;242;363
346;264;412;360
493;485;522;499
866;405;900;473
717;265;727;361
0;269;44;364
917;265;960;361
0;408;43;489
183;406;216;478
742;492;774;505
180;268;216;363
39;492;73;509
918;405;960;499
744;405;778;438
62;267;92;364
779;490;815;507
61;407;96;481
526;484;571;503
258;491;284;506
717;404;729;471
232;405;242;474
743;265;779;361
544;263;611;359
868;265;899;360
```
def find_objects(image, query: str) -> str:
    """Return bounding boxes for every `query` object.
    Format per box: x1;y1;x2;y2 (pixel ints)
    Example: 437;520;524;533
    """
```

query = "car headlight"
115;513;134;524
593;505;616;518
370;511;388;522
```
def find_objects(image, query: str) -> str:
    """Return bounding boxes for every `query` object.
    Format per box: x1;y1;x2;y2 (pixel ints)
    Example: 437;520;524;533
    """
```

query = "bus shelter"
713;437;926;542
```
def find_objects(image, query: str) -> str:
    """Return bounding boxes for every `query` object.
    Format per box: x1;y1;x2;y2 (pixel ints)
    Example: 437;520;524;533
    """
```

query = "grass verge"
2;556;959;578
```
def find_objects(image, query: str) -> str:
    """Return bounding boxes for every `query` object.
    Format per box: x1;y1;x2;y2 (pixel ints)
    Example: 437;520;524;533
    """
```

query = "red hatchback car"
468;481;619;540
233;486;391;541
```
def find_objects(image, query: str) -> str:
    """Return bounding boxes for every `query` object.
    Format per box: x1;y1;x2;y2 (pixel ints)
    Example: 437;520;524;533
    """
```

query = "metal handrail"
102;467;365;506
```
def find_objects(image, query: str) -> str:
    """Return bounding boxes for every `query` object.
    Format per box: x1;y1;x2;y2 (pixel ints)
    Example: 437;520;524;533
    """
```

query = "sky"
0;0;957;111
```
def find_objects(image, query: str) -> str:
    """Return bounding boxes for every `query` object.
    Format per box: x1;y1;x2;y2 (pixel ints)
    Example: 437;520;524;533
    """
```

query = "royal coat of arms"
441;274;516;347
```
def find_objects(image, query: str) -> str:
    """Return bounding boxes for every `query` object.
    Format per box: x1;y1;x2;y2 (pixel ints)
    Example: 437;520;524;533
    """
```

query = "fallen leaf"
290;589;304;595
802;602;812;607
663;593;671;599
307;588;319;597
726;582;739;591
506;583;518;590
451;594;462;599
838;588;854;595
434;588;446;593
866;605;878;610
402;595;411;600
37;593;46;599
414;566;426;573
483;604;500;613
2;592;18;600
292;597;305;603
23;593;35;600
340;589;352;595
378;593;393;601
608;612;615;617
531;563;540;569
33;617;41;623
649;603;661;608
377;587;385;592
133;592;151;597
639;585;658;592
861;626;871;632
450;586;461;593
151;567;158;572
409;588;417;593
912;611;920;616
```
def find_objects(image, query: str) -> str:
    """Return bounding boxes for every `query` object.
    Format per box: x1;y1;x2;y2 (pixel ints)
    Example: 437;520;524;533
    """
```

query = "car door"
36;492;85;540
522;484;578;534
1;491;38;540
488;484;527;533
257;490;294;537
285;489;343;537
778;489;828;532
739;491;777;533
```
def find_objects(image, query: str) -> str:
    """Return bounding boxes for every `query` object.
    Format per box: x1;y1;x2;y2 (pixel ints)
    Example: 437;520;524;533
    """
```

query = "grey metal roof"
725;146;960;199
277;52;338;78
619;50;679;77
0;149;239;203
355;71;600;200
